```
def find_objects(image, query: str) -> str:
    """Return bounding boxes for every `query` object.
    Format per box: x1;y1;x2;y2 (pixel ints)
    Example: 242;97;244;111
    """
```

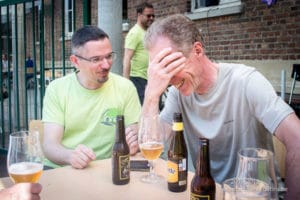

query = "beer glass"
222;177;270;200
236;148;278;199
7;131;44;183
138;115;164;183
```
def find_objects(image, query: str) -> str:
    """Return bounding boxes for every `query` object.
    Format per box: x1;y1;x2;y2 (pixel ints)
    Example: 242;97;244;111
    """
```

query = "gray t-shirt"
160;63;293;183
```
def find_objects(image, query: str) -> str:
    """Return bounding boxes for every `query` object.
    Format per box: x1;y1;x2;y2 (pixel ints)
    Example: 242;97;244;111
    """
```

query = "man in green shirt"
43;26;141;169
123;2;154;104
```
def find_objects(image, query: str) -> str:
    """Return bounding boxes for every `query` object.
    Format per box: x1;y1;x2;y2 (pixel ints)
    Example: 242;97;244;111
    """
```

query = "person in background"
25;55;34;89
0;183;42;200
2;54;9;72
123;2;155;104
42;25;141;169
142;14;300;199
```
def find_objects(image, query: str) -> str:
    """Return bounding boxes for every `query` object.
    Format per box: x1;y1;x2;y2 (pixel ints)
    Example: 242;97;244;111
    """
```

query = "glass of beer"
7;131;44;183
138;115;164;183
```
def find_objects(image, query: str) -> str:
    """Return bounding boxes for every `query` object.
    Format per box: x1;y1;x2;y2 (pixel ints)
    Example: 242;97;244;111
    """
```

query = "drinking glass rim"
238;148;274;160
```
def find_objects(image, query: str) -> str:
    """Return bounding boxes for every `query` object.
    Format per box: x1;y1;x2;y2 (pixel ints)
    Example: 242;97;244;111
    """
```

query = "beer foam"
140;142;163;150
8;162;43;175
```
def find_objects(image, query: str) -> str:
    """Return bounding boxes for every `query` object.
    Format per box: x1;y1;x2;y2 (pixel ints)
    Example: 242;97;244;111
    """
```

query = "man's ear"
70;55;79;66
193;42;204;56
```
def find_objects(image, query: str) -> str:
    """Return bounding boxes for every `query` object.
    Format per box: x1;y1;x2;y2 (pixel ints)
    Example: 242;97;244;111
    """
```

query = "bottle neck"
115;116;125;142
196;140;211;176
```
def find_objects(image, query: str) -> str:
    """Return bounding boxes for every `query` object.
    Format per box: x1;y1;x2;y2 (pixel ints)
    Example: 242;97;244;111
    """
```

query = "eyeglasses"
75;52;117;64
142;14;155;19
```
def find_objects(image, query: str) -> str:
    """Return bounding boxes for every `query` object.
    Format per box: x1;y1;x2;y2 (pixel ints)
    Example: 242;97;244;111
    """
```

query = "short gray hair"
144;14;205;56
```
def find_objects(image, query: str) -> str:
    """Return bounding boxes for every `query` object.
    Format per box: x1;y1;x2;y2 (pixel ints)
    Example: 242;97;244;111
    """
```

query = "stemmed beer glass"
138;115;164;183
236;148;278;199
7;131;44;183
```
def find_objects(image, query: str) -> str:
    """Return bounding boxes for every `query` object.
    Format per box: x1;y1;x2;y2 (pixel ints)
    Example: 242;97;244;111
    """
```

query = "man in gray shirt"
141;14;300;199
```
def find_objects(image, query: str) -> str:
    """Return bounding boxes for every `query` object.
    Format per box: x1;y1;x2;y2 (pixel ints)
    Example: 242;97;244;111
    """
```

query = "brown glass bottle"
112;115;130;185
190;138;215;200
167;113;188;192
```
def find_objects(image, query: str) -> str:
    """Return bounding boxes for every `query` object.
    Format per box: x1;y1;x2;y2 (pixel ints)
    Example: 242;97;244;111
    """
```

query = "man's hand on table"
69;144;96;169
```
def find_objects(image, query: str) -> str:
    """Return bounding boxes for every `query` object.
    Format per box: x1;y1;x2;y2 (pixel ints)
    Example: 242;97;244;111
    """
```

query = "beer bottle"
167;113;188;192
112;115;130;185
190;138;215;200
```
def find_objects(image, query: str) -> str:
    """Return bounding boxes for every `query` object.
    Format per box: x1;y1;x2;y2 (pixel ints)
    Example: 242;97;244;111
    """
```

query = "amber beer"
167;113;188;192
190;138;215;200
8;162;43;183
140;142;163;160
112;115;130;185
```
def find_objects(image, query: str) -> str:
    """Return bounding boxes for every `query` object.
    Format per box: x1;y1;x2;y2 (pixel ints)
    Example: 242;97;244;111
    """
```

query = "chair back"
29;120;44;144
272;136;286;178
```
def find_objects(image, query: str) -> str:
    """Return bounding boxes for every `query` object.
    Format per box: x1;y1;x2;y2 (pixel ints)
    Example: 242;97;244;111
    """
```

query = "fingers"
11;183;42;200
150;47;186;75
70;144;96;169
125;124;139;155
30;183;42;194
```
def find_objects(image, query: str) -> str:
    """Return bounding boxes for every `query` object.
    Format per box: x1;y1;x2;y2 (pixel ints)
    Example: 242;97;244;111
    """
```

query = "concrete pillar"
98;0;123;75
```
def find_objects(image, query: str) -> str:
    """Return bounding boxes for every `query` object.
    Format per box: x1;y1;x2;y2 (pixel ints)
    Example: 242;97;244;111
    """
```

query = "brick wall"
127;0;300;61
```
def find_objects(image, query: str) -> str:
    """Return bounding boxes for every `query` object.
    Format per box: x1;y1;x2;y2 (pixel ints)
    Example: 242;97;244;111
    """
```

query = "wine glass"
236;148;278;199
138;115;164;183
7;131;44;183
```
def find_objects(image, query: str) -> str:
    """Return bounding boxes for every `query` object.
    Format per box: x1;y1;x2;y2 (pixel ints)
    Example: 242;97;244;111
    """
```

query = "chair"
272;136;286;179
29;120;44;144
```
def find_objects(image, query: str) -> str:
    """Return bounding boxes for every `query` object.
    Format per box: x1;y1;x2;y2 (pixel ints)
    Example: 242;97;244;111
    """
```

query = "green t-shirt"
125;24;148;80
42;72;141;168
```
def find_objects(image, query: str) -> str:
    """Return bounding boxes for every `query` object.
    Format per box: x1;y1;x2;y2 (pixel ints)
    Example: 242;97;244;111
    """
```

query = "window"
187;0;244;20
193;0;220;10
64;0;74;38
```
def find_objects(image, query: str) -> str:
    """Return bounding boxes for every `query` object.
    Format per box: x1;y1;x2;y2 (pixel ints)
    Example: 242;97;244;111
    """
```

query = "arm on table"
43;122;96;169
0;183;42;200
123;48;134;79
275;113;300;200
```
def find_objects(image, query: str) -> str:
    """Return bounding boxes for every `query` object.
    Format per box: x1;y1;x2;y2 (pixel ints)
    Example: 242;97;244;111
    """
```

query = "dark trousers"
130;76;147;105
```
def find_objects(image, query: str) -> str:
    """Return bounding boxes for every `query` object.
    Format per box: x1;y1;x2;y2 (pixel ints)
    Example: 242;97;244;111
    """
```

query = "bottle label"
167;160;178;182
190;193;211;200
172;122;183;131
118;155;130;180
167;159;187;183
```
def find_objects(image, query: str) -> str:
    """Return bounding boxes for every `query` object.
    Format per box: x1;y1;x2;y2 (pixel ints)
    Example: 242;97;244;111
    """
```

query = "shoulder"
126;24;144;38
219;63;259;83
46;73;75;91
109;73;135;89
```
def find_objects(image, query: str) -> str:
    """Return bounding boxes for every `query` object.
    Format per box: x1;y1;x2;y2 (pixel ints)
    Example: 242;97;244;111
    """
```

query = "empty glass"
223;177;270;200
236;148;278;199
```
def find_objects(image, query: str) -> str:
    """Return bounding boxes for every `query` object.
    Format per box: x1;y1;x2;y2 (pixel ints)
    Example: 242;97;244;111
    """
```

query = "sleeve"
123;81;141;126
124;30;138;50
42;82;65;126
245;71;294;133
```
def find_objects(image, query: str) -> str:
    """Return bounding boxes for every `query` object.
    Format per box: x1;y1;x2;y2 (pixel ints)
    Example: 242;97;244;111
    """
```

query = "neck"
137;21;147;30
76;72;103;90
195;56;218;95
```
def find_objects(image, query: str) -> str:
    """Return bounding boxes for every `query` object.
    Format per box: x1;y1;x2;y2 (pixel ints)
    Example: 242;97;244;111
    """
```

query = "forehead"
79;38;112;56
148;36;176;59
143;7;154;14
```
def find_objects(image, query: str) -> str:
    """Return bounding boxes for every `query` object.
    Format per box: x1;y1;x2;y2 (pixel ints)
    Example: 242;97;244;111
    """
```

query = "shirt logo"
101;108;120;126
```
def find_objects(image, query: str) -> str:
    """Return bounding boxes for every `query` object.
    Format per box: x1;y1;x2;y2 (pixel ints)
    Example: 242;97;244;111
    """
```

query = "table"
0;157;222;200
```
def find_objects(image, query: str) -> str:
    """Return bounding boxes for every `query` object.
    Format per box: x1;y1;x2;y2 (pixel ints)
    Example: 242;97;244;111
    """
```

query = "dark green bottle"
167;113;188;192
190;138;215;200
112;115;130;185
